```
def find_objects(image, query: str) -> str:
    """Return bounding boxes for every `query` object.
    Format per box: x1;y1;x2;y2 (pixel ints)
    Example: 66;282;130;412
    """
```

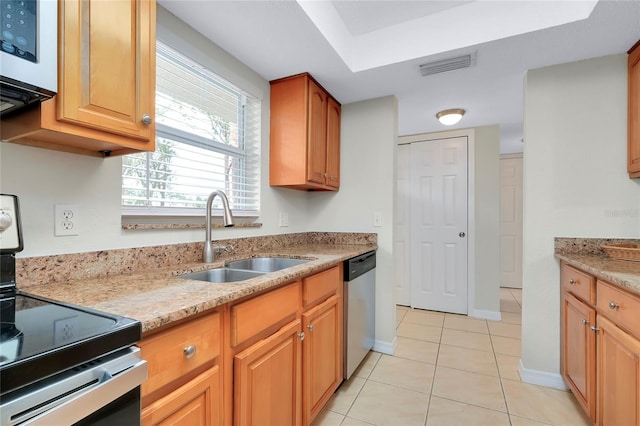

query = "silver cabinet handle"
184;344;197;359
459;232;466;238
307;324;314;331
609;301;620;310
569;279;577;285
142;114;153;125
591;326;600;333
298;332;305;341
581;319;589;325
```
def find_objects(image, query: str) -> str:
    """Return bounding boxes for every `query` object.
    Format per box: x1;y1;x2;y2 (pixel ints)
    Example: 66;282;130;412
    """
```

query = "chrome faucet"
203;190;235;263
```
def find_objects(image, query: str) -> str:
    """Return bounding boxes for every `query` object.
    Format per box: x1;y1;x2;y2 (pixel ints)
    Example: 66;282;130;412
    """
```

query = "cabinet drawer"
231;281;300;347
597;280;640;339
560;263;596;304
139;311;221;400
303;266;340;308
142;366;221;426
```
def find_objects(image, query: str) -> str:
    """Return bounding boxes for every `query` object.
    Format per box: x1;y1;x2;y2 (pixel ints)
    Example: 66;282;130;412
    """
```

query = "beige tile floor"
313;288;592;426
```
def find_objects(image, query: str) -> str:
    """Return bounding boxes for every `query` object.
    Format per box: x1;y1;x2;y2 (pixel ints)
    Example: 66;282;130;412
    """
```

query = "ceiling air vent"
419;52;476;77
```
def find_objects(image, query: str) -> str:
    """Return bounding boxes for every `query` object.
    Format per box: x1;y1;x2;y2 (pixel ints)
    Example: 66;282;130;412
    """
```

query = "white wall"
0;6;310;258
473;125;501;316
521;54;640;385
308;96;398;352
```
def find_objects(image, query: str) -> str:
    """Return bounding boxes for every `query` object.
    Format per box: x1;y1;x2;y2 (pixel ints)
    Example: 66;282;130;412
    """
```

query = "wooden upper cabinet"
1;0;156;157
270;73;341;191
629;39;640;178
307;80;328;185
58;0;154;141
326;97;341;189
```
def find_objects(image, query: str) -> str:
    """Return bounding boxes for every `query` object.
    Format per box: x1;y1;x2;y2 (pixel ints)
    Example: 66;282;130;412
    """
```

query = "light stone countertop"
22;243;376;335
555;252;640;296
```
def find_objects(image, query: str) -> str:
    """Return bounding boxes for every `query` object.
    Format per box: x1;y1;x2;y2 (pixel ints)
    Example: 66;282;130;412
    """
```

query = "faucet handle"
213;244;234;255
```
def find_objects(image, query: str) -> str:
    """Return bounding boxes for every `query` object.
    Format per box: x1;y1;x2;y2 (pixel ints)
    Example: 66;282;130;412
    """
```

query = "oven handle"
20;359;147;426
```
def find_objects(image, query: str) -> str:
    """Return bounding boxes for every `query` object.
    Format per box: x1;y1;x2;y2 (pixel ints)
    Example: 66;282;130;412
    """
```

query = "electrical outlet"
279;212;289;227
373;212;382;227
54;316;78;345
54;204;78;236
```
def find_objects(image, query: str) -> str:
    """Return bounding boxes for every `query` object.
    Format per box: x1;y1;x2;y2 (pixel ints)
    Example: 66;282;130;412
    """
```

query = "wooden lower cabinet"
142;366;221;426
138;311;223;426
596;315;640;426
228;265;343;426
562;291;596;422
234;319;303;426
560;261;640;426
302;295;342;424
139;265;344;426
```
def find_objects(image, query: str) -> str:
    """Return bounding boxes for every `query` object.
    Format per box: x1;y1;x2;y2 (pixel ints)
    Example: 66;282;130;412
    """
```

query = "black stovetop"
0;291;141;397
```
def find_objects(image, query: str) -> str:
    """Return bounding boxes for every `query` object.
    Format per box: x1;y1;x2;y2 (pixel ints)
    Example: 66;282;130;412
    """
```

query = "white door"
394;144;411;306
410;137;468;314
500;155;523;288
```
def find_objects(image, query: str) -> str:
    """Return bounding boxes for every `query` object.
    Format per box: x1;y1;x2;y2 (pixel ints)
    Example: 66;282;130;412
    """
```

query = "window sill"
122;222;262;231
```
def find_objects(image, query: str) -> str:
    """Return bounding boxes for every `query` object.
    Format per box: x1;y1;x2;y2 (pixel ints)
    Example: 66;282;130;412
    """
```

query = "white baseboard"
373;336;397;355
469;309;502;321
518;360;569;390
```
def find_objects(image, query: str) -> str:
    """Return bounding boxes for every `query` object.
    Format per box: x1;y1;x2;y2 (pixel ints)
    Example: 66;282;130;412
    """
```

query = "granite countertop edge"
22;244;377;335
554;252;640;295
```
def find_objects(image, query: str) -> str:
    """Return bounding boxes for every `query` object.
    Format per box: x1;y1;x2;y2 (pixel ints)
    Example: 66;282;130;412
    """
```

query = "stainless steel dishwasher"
344;250;376;379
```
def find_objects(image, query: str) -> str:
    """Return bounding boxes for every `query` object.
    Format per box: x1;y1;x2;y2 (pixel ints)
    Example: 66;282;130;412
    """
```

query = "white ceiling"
158;0;640;154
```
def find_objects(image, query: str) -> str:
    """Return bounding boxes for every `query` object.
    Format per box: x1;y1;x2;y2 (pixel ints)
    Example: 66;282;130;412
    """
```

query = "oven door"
1;347;147;426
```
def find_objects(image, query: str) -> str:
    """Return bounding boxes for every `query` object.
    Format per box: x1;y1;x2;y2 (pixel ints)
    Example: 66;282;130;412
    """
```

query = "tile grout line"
338;353;383;425
422;317;444;426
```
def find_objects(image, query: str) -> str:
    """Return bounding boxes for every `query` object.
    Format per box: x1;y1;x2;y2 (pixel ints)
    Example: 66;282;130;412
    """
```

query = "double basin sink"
180;257;309;283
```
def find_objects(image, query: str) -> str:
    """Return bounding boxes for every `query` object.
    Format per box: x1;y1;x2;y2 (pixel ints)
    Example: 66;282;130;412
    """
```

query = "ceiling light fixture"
436;108;465;126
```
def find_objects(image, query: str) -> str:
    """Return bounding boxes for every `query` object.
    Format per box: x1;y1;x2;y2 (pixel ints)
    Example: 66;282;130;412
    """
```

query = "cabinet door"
234;319;302;426
629;41;640;178
325;97;341;189
302;294;342;424
561;292;596;422
142;366;221;426
57;0;155;141
307;79;328;185
596;315;640;426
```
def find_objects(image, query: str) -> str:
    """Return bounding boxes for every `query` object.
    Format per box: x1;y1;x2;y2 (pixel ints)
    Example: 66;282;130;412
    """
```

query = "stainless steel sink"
225;257;309;272
180;268;265;283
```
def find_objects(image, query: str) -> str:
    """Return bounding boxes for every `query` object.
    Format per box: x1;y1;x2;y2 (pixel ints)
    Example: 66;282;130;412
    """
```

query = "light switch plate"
373;212;382;227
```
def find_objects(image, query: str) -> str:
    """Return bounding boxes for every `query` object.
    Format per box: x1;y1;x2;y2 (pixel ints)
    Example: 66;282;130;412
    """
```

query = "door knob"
459;232;466;238
142;114;153;125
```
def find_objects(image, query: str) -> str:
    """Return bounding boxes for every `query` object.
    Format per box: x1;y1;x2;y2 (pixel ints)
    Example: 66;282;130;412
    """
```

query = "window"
122;42;261;217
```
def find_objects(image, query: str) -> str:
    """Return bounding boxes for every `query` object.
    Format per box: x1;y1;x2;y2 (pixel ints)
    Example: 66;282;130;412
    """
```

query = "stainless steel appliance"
0;0;57;116
343;250;376;379
0;194;147;425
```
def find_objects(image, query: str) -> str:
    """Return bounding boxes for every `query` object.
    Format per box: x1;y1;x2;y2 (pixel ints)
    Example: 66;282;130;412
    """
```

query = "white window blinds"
122;41;261;216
